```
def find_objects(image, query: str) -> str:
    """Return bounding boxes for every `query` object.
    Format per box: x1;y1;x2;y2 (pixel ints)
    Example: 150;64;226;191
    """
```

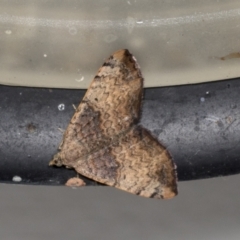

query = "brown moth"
49;49;178;199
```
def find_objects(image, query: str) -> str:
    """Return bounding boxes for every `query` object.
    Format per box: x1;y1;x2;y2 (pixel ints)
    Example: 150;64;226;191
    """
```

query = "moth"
49;49;178;199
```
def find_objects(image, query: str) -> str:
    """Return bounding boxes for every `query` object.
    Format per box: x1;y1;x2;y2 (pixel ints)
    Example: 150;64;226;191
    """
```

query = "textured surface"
49;49;177;199
2;78;240;185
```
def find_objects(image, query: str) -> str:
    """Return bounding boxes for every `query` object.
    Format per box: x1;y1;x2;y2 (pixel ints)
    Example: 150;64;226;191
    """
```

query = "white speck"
43;54;47;57
58;103;65;111
200;97;205;102
75;76;84;82
69;26;77;35
124;116;129;121
206;91;210;95
5;30;12;34
127;1;131;4
205;115;220;122
12;176;22;182
19;92;22;95
104;34;117;43
136;20;143;24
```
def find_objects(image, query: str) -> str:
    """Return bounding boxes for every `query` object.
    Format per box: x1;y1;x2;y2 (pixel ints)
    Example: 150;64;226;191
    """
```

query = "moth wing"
74;126;177;199
50;49;143;168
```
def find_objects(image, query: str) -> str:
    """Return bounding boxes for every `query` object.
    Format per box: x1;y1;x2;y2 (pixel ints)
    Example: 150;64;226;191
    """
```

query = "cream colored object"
0;1;240;89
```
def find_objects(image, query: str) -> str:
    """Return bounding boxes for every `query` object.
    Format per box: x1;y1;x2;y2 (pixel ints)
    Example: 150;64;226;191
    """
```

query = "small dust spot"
69;26;77;35
205;115;220;122
58;103;65;111
58;127;64;133
226;116;234;124
200;97;205;102
5;30;12;34
19;92;22;95
136;20;143;24
72;104;77;110
26;123;36;132
104;34;118;43
205;91;211;98
43;54;47;57
127;1;131;4
75;76;84;82
12;176;22;182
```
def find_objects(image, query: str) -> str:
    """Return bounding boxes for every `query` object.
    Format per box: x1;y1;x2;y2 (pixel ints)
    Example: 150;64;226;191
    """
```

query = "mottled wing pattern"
50;49;178;199
75;126;177;199
50;49;142;167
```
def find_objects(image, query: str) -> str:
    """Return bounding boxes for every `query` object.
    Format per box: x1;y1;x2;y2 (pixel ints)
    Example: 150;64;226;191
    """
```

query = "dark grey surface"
1;174;240;240
1;78;240;185
1;80;240;239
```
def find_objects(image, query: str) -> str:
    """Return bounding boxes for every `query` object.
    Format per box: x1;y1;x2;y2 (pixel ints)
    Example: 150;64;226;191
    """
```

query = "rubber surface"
1;78;240;185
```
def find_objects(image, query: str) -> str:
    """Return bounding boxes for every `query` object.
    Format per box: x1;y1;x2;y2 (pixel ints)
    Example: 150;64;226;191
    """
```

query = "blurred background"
1;0;240;88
